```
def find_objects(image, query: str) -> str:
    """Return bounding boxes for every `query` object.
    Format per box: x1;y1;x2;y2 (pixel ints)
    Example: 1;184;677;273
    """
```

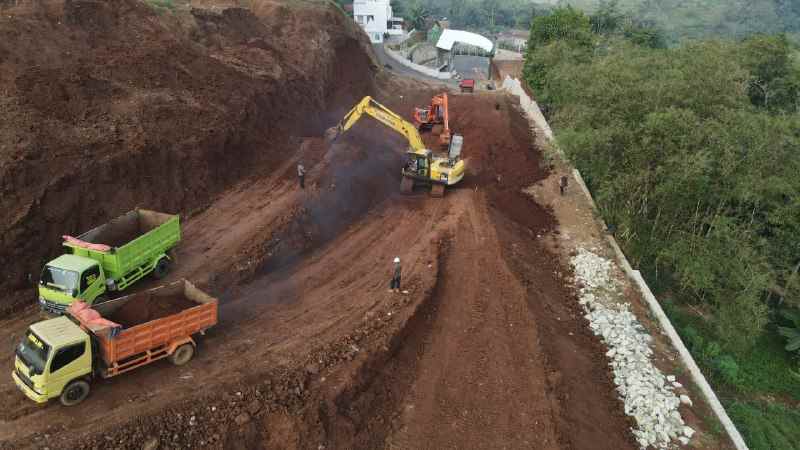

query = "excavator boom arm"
328;96;427;152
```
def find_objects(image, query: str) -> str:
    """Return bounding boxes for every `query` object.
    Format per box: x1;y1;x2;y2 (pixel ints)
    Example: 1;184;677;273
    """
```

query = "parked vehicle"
14;280;217;406
39;209;180;314
459;79;475;93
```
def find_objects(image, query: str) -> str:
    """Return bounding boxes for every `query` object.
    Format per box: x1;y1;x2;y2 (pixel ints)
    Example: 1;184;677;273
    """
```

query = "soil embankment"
0;0;376;313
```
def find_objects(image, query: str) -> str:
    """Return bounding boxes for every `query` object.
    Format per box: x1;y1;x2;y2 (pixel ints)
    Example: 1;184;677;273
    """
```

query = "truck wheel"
170;344;195;366
153;258;171;280
60;380;90;406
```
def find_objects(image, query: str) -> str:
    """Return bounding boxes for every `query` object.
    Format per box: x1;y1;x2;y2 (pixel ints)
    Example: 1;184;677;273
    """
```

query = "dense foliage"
526;5;799;352
390;0;541;32
558;0;800;43
524;5;800;448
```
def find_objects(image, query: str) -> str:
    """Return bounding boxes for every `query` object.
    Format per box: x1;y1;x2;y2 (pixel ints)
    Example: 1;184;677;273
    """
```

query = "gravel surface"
572;249;695;449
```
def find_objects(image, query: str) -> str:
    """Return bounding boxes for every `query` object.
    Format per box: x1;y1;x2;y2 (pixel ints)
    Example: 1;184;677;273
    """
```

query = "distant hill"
539;0;800;42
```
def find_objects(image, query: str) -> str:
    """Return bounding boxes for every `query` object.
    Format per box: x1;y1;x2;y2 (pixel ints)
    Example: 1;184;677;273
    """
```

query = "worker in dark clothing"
559;175;569;195
297;162;306;189
389;257;401;293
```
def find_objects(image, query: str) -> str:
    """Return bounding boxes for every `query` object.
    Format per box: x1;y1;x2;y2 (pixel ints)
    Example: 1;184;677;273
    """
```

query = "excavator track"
400;176;414;194
430;184;445;197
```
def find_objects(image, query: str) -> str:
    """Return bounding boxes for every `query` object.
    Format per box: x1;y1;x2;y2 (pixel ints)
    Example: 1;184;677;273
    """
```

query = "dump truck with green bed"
14;280;217;406
38;209;180;314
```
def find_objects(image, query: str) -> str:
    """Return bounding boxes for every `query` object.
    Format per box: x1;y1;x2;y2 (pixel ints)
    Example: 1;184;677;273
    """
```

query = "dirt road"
385;190;562;450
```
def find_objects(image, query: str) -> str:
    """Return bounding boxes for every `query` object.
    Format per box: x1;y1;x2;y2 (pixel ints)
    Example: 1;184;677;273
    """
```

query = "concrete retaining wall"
383;45;453;80
502;76;749;450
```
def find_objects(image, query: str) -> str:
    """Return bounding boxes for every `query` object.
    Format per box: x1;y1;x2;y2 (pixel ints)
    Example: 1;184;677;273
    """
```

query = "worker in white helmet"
389;256;402;293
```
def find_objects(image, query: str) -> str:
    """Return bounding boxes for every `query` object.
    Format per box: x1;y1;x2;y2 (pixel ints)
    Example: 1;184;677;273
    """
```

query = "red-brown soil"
111;293;197;327
0;0;376;313
0;2;637;449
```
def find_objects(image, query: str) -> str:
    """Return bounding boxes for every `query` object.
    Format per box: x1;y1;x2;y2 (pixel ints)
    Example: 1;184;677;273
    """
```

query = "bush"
728;401;800;450
145;0;175;14
713;354;741;386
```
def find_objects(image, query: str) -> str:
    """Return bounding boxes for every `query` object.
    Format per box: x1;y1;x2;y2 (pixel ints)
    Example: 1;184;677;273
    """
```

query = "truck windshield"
40;266;78;295
16;330;50;375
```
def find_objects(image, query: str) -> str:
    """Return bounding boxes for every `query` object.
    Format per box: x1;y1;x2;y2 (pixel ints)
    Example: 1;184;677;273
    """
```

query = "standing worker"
297;162;306;189
389;257;401;293
559;175;569;196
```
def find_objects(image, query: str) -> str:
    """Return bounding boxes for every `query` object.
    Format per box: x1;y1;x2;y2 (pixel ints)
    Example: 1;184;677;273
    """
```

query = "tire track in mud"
312;189;565;450
382;190;562;450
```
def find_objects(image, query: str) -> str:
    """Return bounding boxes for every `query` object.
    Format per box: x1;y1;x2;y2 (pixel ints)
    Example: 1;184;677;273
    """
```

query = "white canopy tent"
435;29;494;53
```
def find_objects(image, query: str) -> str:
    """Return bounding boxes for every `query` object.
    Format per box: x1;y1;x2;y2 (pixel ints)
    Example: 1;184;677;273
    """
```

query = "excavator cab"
405;151;431;178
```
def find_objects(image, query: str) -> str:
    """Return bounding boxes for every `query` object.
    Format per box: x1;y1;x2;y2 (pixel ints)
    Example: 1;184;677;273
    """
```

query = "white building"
353;0;403;43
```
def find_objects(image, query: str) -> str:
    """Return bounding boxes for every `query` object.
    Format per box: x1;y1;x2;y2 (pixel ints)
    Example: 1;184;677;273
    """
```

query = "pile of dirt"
111;293;197;327
0;0;377;313
450;93;555;233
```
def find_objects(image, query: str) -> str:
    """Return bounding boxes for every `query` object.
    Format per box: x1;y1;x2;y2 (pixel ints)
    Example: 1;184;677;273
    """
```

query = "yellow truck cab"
12;316;93;406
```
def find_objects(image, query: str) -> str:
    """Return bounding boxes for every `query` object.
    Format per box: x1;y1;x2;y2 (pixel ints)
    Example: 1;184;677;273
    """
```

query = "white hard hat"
394;257;400;263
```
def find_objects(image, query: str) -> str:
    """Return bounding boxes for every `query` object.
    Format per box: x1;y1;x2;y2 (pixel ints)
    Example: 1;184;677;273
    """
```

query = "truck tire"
153;258;171;280
60;380;90;406
170;344;195;366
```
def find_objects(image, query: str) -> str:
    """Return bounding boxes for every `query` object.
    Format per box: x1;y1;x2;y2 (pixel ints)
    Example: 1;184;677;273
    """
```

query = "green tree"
528;6;592;49
590;0;622;35
623;20;667;49
778;309;800;352
740;34;800;112
407;1;430;31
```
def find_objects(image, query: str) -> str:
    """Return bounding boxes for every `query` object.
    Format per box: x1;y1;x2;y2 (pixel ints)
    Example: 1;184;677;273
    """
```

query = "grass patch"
145;0;176;14
664;300;800;400
727;400;800;450
662;298;800;448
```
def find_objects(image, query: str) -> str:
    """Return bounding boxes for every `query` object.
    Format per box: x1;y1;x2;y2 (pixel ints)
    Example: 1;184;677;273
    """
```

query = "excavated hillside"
0;0;376;313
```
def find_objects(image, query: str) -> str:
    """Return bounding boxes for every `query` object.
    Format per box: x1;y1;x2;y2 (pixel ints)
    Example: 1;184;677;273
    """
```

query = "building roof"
436;29;493;53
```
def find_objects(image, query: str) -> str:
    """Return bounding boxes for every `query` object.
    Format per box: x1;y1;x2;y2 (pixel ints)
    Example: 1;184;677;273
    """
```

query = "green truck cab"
39;209;180;314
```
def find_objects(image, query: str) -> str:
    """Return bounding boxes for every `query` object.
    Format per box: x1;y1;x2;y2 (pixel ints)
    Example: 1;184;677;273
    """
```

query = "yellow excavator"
325;96;465;197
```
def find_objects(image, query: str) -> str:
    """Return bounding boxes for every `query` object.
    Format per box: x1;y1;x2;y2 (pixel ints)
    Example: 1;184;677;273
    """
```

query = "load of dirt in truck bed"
110;293;197;328
0;0;377;314
79;210;172;248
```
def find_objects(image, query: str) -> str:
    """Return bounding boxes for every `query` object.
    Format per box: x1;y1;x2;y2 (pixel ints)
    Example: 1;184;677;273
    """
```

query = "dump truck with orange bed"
13;280;217;406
